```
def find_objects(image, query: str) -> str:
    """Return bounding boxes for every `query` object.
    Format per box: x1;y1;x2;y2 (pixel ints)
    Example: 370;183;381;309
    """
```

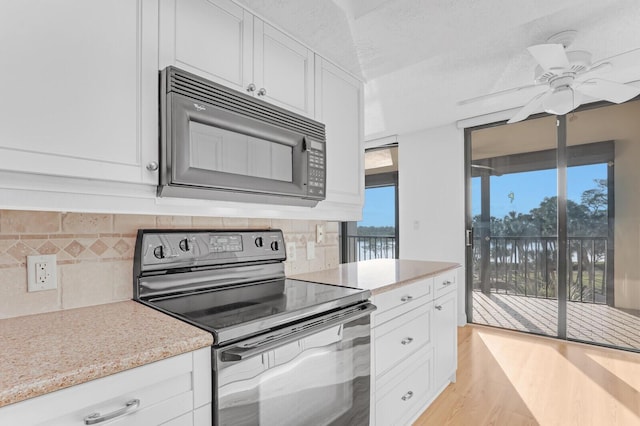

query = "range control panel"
138;229;286;272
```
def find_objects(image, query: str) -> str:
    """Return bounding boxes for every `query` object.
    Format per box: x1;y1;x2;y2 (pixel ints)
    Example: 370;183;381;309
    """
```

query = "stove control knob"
179;238;191;252
255;237;264;248
270;241;279;251
153;246;165;259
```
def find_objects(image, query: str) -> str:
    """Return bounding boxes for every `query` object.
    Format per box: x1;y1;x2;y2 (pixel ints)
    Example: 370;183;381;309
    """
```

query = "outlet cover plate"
316;224;325;243
27;254;57;292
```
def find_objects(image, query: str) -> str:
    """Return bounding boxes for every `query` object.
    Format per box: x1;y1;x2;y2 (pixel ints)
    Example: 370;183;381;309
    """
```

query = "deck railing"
473;236;608;304
345;235;396;261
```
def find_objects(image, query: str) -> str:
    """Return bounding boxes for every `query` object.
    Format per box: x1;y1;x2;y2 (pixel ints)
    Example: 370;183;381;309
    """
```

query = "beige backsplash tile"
0;210;340;319
113;214;157;234
222;217;249;228
191;216;224;228
156;216;193;228
0;267;61;319
61;262;116;310
1;211;60;234
62;213;112;233
111;261;133;301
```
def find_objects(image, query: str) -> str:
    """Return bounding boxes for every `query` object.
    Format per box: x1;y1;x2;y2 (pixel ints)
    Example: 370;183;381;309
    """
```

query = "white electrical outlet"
316;224;325;243
307;241;315;260
286;242;297;261
27;254;57;292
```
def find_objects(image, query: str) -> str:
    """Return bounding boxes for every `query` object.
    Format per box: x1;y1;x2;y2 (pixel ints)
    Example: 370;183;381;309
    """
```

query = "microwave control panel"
307;138;326;199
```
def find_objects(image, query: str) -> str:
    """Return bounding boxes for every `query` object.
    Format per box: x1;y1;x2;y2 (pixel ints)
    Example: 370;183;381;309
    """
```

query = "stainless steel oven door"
212;303;374;426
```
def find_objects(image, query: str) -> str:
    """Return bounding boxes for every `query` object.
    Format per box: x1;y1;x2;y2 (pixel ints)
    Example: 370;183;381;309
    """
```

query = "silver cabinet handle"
84;399;140;425
401;391;414;401
401;337;414;345
400;295;413;302
146;161;158;171
257;87;267;96
442;280;453;286
246;83;256;93
435;305;443;310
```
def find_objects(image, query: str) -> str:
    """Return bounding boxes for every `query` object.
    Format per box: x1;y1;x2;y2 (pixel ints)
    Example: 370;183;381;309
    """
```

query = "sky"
358;185;396;227
471;163;607;217
357;163;607;227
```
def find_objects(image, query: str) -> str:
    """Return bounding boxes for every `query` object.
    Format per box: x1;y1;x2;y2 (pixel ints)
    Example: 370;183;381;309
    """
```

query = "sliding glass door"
466;99;640;351
565;102;640;350
469;115;559;337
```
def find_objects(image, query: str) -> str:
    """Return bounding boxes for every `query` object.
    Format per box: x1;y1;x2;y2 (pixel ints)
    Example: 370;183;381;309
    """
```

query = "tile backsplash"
0;210;339;319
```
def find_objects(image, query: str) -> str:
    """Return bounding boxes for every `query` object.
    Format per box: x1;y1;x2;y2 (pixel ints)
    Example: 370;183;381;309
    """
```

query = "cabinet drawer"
375;347;434;426
374;303;432;377
434;270;457;299
372;278;433;326
0;351;204;426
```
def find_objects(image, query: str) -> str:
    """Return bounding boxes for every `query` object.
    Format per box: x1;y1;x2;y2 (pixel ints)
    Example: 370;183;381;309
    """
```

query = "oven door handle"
221;303;376;362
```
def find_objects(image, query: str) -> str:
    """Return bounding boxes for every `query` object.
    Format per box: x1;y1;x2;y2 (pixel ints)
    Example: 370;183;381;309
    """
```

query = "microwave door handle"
221;303;376;362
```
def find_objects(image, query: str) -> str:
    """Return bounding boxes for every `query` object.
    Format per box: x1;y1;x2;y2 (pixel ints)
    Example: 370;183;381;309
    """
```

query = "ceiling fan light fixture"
543;86;579;115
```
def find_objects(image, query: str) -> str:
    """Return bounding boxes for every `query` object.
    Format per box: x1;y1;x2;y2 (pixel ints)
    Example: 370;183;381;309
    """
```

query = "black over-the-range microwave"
157;66;326;207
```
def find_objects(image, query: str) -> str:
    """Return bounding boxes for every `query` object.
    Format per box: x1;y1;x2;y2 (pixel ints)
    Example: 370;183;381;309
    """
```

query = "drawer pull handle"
442;280;453;286
84;399;140;425
435;305;443;310
401;337;414;345
401;391;414;401
400;295;413;302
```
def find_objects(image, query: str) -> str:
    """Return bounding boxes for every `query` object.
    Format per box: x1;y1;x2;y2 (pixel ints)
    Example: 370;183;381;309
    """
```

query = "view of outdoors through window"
345;186;396;261
472;164;608;303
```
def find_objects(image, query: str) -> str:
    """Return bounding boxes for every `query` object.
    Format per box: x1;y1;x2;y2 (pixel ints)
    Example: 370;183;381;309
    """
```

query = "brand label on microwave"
193;103;206;111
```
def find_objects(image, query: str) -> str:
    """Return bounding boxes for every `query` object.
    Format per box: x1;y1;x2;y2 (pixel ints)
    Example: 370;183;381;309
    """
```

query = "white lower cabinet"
371;270;459;426
433;287;458;389
375;346;434;426
0;348;211;426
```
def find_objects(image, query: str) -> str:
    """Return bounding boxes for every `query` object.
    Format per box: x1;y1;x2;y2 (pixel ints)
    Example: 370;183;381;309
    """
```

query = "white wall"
615;139;640;310
398;124;467;325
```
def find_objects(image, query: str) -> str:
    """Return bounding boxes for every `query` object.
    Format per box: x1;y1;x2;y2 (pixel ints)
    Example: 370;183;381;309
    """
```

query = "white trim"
364;134;398;150
455;108;521;129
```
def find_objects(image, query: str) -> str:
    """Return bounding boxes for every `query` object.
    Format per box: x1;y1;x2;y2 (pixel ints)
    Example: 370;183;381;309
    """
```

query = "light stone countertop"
290;259;461;295
0;300;213;408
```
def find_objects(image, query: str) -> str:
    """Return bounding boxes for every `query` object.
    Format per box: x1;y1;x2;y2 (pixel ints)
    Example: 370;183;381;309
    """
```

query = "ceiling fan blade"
575;62;612;82
575;79;640;104
593;47;640;71
458;83;542;105
527;44;570;71
507;91;552;124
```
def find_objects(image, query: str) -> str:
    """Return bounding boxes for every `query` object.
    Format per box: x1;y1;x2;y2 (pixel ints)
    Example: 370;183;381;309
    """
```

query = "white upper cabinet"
159;0;253;93
0;0;363;219
160;0;314;118
0;0;158;184
315;57;364;213
253;20;315;117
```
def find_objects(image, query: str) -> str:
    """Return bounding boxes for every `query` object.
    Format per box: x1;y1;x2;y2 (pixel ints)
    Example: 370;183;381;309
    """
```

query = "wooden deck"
472;291;640;350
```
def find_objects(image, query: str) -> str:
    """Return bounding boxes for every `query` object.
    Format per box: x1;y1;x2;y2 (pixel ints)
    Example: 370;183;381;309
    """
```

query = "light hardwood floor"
414;324;640;425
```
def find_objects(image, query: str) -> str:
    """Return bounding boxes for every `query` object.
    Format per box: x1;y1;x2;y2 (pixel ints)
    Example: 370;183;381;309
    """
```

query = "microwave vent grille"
166;68;325;141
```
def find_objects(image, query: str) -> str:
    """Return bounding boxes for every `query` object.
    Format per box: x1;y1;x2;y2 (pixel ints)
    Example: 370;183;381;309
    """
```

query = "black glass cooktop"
147;278;367;344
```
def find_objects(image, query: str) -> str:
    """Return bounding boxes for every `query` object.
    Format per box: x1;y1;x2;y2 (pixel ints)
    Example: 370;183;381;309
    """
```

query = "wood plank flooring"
413;324;640;426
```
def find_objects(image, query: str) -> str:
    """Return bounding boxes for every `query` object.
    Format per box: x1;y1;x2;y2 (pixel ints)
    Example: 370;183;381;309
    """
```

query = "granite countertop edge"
290;259;462;296
0;301;213;408
370;262;461;295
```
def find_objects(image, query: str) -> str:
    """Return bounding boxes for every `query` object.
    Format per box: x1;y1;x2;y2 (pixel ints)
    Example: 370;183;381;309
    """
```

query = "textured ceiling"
236;0;640;139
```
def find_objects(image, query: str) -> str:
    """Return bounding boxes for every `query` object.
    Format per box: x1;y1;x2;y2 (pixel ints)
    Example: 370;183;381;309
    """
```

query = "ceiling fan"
460;31;640;124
